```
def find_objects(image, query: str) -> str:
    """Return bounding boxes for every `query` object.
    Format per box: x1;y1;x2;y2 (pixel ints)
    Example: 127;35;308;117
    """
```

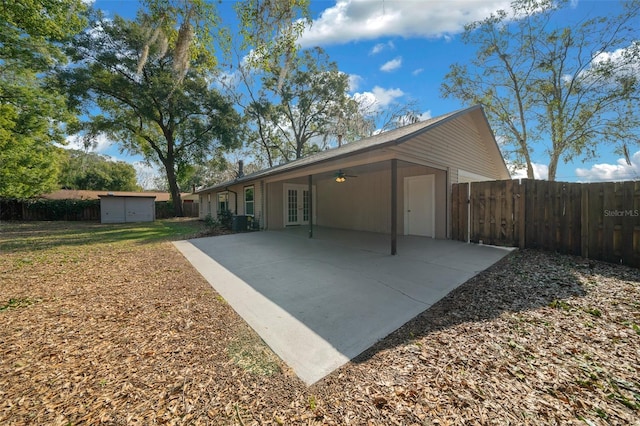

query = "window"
244;186;254;216
217;192;228;213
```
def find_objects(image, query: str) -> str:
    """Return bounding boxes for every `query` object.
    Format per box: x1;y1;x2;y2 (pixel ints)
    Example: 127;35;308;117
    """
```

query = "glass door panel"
287;189;298;224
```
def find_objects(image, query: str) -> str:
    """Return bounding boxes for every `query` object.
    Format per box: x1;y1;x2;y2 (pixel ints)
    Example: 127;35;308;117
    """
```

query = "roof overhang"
197;105;509;193
98;194;157;199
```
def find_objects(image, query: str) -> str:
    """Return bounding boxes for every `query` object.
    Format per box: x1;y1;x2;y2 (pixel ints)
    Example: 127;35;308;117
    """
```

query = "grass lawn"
0;219;208;253
1;220;639;425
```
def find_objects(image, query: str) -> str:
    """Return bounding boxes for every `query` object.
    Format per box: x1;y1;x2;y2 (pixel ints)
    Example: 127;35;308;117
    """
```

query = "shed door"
404;175;434;237
126;198;154;222
101;198;126;223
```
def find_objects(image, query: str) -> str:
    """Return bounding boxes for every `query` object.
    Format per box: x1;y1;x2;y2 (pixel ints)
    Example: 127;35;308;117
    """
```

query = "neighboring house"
41;190;188;202
197;105;510;245
41;190;199;222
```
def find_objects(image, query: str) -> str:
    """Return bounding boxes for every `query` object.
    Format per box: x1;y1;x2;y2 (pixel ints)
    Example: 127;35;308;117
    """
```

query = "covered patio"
174;228;513;384
262;159;449;255
197;106;511;256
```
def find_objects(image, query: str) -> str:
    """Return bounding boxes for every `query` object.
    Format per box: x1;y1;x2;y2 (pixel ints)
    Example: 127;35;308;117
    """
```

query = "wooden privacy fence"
452;179;640;267
1;199;200;221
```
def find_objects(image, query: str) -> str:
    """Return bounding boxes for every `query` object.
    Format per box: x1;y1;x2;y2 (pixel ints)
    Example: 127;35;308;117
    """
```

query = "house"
196;105;510;252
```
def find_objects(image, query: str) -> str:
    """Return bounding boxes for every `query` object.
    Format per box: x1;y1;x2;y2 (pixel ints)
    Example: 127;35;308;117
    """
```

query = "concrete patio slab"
174;228;513;385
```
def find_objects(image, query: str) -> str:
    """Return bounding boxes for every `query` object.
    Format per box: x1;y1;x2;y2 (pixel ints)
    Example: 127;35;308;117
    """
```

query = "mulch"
1;230;638;425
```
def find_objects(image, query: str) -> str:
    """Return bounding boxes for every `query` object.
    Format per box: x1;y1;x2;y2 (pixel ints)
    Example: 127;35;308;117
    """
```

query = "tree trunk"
547;153;559;182
525;158;535;179
521;144;535;179
165;164;184;217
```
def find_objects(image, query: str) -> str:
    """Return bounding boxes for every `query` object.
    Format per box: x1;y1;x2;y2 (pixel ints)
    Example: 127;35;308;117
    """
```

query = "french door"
284;184;315;226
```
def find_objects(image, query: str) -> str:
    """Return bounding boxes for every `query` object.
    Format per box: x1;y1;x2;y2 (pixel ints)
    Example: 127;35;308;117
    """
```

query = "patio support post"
391;159;397;255
308;174;313;238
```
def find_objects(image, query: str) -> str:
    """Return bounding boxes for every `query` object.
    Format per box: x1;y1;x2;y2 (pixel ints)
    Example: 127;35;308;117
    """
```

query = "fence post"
518;179;526;249
581;183;589;259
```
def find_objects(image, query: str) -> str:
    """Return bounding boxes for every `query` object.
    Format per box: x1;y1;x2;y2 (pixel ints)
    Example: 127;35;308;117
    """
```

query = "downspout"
308;174;313;238
226;187;238;214
391;159;398;255
467;182;471;244
261;180;266;229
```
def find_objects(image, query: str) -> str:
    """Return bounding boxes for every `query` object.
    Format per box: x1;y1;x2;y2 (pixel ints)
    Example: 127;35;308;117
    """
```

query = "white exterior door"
404;175;435;237
284;184;315;226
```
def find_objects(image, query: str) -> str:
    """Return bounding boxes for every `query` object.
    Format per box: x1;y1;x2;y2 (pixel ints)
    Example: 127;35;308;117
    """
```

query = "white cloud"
568;42;640;85
370;40;395;55
133;161;163;190
418;110;432;121
299;0;511;47
591;44;640;75
412;68;424;76
64;133;114;153
380;56;402;72
510;163;549;180
353;86;404;110
575;151;640;182
348;74;363;91
372;86;404;106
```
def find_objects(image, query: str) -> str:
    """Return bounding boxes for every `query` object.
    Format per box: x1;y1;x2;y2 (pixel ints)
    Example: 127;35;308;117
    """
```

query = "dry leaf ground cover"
1;220;639;425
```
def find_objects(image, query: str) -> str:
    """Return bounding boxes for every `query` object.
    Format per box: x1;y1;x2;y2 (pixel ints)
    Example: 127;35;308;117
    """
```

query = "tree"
350;95;423;137
226;37;424;169
61;8;241;216
0;0;87;198
239;47;359;167
58;150;140;191
441;0;640;181
235;0;311;89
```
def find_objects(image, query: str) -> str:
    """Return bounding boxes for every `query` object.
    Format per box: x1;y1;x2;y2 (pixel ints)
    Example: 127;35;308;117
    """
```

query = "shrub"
204;214;219;228
217;209;233;230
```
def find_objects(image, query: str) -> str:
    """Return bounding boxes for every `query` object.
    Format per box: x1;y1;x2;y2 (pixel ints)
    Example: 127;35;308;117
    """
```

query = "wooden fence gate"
452;179;640;267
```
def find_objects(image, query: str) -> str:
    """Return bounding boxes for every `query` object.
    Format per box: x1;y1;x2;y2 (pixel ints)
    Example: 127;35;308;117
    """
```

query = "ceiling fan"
334;170;357;183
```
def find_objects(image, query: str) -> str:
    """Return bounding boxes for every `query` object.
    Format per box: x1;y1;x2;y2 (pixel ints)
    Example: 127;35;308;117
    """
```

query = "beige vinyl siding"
266;181;284;229
199;193;215;219
262;150;394;185
315;163;447;237
197;180;264;224
390;114;508;181
253;181;263;227
318;168;391;233
450;168;459;185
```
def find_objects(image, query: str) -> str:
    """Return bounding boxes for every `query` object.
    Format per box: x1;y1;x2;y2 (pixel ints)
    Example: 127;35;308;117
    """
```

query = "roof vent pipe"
237;160;244;178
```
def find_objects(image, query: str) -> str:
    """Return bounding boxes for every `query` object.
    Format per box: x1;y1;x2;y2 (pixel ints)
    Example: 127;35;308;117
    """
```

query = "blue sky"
83;0;640;186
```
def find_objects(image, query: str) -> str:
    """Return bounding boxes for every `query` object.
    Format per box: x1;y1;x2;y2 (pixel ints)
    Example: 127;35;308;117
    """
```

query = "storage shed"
99;194;156;223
